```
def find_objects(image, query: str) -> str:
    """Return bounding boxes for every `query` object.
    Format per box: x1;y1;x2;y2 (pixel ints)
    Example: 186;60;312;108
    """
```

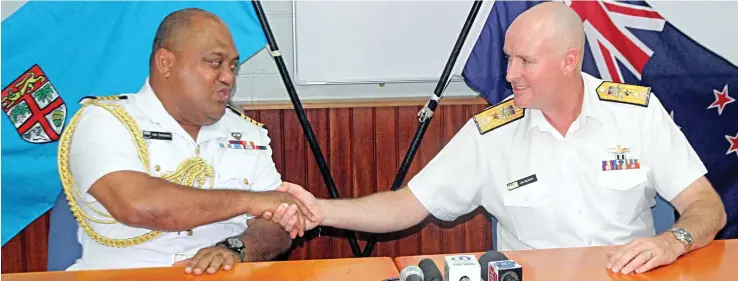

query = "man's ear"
154;48;175;78
562;47;579;74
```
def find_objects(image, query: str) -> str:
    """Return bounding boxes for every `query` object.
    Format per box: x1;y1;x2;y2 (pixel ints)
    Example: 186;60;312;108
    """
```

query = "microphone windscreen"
478;251;509;281
418;258;442;281
400;265;424;281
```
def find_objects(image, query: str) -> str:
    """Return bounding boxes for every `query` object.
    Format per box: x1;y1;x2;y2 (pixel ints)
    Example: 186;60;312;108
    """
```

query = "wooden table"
394;239;738;281
2;257;400;281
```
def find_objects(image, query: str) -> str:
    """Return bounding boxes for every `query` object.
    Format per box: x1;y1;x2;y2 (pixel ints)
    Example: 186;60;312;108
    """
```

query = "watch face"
673;228;693;244
227;237;244;248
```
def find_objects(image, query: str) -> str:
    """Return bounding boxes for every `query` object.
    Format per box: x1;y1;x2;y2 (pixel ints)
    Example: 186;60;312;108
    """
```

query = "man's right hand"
248;190;316;238
263;182;323;235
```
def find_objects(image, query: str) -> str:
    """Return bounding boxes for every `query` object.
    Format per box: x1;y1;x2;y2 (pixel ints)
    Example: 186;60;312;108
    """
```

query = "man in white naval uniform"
264;2;727;276
60;8;312;274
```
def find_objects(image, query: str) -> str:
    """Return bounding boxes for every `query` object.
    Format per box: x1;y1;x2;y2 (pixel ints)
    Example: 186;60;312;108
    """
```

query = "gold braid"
58;99;214;247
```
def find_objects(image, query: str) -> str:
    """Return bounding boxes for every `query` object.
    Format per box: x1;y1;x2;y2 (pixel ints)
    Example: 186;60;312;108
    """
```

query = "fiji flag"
457;0;738;239
1;1;267;246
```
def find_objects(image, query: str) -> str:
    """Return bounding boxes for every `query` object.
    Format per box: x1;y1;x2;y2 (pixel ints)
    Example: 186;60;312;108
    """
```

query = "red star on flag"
708;85;734;115
727;133;738;157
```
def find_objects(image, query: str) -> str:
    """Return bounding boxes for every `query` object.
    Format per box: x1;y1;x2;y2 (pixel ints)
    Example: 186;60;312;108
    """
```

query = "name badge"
143;131;172;141
507;174;537;191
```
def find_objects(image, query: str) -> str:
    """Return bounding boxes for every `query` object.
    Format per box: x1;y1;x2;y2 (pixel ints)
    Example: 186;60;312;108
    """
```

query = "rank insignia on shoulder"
596;81;650;107
473;99;524;135
227;105;267;130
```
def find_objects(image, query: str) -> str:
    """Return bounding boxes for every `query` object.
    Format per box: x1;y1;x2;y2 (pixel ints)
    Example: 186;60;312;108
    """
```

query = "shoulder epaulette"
472;98;524;135
78;95;127;104
227;105;267;130
596;81;650;107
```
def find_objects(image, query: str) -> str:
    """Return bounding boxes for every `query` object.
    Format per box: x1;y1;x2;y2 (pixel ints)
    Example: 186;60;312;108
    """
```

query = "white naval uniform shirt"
408;72;707;251
65;80;282;270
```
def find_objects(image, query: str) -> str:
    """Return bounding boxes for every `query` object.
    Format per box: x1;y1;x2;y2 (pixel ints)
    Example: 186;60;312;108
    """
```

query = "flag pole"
361;0;485;257
250;0;364;257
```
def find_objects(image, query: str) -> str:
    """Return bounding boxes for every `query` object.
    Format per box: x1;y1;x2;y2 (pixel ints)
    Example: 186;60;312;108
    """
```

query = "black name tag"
143;131;172;141
507;174;537;191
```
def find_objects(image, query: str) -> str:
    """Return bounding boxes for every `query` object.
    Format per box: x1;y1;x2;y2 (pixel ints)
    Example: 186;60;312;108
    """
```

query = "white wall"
235;1;479;103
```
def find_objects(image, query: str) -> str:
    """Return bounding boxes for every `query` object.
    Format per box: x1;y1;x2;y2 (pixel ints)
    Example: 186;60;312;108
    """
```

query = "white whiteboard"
292;0;491;85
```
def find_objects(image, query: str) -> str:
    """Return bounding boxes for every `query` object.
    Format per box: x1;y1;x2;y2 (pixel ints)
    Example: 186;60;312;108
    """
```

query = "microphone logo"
450;255;472;261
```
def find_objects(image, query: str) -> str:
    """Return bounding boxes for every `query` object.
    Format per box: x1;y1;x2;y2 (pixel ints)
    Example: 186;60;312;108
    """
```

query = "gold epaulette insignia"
78;95;127;104
473;98;524;135
596;81;650;107
227;105;267;130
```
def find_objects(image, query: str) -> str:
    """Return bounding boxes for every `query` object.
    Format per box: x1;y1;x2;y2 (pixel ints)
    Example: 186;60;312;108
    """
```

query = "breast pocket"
215;151;258;191
502;181;552;242
596;170;651;225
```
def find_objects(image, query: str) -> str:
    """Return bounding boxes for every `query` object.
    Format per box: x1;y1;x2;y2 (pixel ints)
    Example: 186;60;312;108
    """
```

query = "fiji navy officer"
59;8;313;274
265;2;727;275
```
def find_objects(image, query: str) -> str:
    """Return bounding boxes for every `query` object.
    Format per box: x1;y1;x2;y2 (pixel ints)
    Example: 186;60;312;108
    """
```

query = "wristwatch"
669;227;693;252
216;236;246;262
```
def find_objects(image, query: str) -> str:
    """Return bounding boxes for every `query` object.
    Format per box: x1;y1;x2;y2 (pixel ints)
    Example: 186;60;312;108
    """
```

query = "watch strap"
670;227;693;252
217;238;246;262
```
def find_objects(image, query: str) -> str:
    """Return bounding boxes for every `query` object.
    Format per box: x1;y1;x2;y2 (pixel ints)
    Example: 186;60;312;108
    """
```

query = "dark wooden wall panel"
1;102;493;273
374;107;399;257
2;212;49;273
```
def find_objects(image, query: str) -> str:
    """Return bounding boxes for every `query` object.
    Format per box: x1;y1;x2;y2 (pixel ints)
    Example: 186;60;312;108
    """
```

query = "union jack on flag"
460;0;738;239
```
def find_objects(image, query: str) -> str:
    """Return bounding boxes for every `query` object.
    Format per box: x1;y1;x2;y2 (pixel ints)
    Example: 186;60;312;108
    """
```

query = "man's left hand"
606;233;686;274
174;245;240;275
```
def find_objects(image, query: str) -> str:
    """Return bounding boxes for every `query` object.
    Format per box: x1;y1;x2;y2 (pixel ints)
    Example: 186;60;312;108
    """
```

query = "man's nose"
506;59;520;83
219;68;235;87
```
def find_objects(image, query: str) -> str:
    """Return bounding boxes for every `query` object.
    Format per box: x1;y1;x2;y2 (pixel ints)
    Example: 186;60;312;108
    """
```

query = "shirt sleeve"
247;129;282;192
407;120;490;221
68;104;147;203
642;93;708;201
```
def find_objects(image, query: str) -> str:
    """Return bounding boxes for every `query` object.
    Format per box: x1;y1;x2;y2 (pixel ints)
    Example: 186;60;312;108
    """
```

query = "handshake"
252;182;322;239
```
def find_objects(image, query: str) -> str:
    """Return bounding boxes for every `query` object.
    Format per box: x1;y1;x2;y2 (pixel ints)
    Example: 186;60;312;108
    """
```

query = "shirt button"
588;241;593;246
243;178;249;185
154;165;161;172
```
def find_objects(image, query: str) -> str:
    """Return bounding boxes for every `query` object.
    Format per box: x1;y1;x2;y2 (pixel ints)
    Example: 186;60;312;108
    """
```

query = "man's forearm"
670;197;727;251
321;188;429;233
91;171;259;231
239;218;292;262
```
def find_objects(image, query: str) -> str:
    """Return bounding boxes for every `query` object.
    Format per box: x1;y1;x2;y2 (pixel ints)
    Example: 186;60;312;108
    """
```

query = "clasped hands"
250;181;321;239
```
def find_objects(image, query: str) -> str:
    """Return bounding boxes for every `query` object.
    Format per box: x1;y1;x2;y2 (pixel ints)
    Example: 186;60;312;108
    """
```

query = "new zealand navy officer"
59;8;313;273
264;2;727;276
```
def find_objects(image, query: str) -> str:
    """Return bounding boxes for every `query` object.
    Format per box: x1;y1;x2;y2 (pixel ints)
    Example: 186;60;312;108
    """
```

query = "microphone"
478;251;522;281
418;258;443;281
400;265;425;281
444;254;481;281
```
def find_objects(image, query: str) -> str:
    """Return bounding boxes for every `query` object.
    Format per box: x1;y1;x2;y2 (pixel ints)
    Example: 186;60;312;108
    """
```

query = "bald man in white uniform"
265;2;727;275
